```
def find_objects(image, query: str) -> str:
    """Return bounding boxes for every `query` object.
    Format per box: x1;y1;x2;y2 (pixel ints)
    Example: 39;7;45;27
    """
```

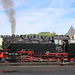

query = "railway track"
0;62;75;66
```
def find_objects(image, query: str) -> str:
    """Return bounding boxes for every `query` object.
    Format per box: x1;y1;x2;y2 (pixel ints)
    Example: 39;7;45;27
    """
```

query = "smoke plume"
1;0;16;35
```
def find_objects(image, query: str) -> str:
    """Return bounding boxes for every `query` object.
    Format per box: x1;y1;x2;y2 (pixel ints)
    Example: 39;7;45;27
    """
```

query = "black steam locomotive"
0;35;75;62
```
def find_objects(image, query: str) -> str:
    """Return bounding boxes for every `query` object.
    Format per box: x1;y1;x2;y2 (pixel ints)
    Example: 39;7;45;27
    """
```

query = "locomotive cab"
53;36;69;53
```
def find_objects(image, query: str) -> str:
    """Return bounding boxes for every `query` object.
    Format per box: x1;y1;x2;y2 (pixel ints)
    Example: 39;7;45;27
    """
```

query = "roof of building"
66;26;75;37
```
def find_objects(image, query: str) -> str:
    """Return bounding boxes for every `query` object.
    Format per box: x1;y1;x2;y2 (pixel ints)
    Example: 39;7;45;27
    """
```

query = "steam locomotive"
0;35;75;62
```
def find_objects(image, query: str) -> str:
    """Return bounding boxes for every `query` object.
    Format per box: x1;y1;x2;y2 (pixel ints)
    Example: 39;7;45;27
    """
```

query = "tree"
26;34;36;37
38;31;56;37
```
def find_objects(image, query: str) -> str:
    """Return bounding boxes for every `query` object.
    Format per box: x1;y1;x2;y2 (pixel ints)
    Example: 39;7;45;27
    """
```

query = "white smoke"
1;0;16;35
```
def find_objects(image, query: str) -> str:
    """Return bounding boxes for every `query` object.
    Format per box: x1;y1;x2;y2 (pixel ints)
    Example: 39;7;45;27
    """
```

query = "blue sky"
0;0;75;35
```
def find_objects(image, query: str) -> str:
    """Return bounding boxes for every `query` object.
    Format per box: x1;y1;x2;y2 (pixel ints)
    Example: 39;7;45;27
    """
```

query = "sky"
0;0;75;35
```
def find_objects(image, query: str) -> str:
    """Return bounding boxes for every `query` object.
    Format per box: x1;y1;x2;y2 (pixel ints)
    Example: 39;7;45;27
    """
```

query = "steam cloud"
1;0;16;35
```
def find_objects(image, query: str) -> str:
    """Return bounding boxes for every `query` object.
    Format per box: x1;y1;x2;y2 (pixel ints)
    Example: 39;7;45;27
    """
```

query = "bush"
0;45;2;48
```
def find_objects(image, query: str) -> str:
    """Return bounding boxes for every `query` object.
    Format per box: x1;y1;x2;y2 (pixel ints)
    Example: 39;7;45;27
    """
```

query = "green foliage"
38;31;56;37
0;45;2;48
26;34;36;36
25;32;56;37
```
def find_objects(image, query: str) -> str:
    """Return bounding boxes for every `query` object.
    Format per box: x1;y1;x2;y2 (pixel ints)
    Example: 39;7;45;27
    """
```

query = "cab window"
59;40;63;45
55;40;63;45
55;40;58;44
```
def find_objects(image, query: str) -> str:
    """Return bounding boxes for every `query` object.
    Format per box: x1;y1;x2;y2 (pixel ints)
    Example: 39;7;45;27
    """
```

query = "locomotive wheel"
17;58;22;62
57;58;61;62
5;59;9;63
70;58;74;62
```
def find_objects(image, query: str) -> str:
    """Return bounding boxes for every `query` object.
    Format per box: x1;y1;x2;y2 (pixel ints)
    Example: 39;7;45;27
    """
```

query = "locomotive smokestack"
1;0;16;35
